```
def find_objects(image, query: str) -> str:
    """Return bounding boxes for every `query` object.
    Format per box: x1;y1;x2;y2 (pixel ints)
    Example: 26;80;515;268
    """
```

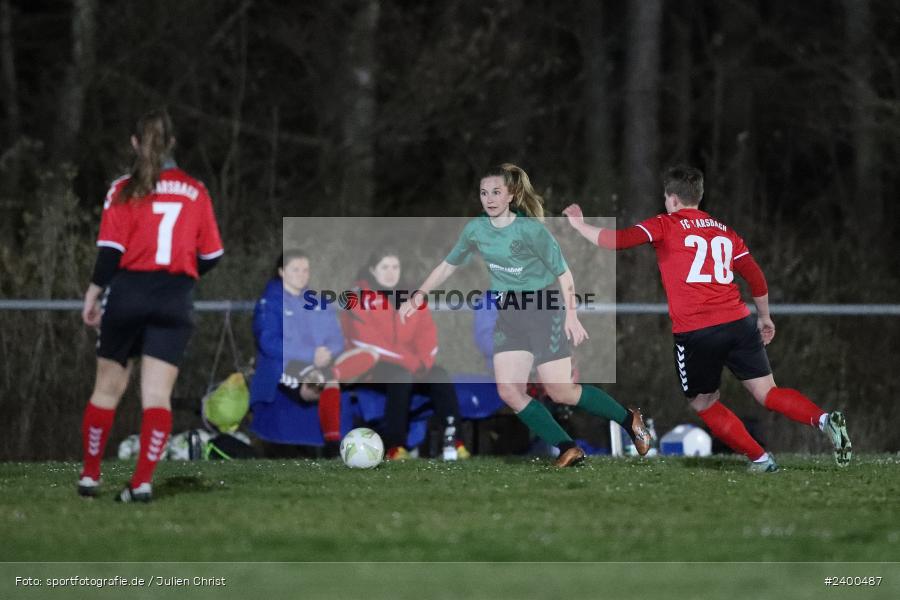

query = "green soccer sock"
516;399;572;447
576;384;629;426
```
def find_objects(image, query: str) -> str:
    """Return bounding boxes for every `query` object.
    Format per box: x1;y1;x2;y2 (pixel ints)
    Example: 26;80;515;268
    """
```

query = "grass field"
3;454;900;599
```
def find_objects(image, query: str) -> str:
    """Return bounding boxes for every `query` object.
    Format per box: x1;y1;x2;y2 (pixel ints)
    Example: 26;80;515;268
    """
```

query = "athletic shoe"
554;446;586;468
455;440;471;460
116;482;153;503
824;411;852;467
385;446;410;461
77;476;100;497
748;454;779;473
626;407;652;456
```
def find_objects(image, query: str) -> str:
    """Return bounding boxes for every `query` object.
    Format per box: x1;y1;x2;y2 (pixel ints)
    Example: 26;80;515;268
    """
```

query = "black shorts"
492;289;572;366
673;314;771;397
98;271;195;368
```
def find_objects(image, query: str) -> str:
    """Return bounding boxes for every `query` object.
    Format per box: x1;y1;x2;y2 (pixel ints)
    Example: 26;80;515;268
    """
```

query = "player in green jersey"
399;163;650;466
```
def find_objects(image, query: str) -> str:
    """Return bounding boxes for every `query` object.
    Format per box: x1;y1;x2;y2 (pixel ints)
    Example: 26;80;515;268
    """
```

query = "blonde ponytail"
483;163;545;221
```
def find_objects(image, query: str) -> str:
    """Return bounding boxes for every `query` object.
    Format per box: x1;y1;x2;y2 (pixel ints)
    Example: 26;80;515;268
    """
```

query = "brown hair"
663;165;704;205
116;109;175;203
275;249;308;279
481;163;545;221
358;247;403;289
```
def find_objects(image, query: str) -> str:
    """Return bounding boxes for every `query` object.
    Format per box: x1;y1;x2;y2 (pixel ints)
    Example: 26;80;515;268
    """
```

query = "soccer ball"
339;428;384;469
117;434;141;460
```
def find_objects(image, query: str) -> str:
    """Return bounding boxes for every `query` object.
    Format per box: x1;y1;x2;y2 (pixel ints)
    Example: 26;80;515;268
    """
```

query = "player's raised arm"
398;260;457;322
562;204;598;242
563;204;655;250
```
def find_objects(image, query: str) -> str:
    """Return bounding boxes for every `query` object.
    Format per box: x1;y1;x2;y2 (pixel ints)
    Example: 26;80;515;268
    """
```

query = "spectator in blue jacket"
250;250;346;453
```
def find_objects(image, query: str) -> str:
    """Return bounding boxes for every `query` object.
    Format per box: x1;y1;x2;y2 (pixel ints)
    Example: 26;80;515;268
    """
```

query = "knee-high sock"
575;384;629;425
318;386;341;442
764;387;826;428
80;403;116;480
516;399;572;448
697;400;765;461
130;408;172;488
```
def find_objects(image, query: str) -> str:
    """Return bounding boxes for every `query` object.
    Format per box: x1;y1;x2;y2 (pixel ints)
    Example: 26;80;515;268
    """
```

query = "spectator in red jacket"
341;249;469;460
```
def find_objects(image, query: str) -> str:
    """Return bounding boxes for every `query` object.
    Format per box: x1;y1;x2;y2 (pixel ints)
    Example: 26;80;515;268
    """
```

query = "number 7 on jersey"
152;202;182;265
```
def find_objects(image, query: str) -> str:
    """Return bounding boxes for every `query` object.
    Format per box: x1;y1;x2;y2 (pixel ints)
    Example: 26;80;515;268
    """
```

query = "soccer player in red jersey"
78;110;224;501
564;165;851;471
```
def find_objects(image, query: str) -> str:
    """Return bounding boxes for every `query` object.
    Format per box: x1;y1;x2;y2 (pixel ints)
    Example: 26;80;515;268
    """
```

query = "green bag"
203;372;249;433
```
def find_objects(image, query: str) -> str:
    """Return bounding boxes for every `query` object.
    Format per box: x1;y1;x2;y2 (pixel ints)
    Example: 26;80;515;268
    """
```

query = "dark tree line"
0;0;898;458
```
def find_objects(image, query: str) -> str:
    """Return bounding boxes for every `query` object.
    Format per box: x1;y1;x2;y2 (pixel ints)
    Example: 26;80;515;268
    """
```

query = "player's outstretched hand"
564;312;589;347
562;204;584;229
757;315;776;345
399;291;429;323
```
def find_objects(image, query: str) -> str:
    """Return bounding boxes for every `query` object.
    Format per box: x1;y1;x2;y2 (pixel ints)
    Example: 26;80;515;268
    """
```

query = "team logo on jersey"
509;239;528;258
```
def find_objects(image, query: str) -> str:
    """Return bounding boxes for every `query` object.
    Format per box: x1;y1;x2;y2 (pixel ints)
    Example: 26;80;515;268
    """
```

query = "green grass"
3;454;900;563
4;455;900;599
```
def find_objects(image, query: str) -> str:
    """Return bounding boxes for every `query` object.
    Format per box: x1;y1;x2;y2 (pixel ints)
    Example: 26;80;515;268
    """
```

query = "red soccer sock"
697;400;765;461
130;408;172;489
80;403;116;480
764;387;826;428
318;386;342;442
332;349;377;382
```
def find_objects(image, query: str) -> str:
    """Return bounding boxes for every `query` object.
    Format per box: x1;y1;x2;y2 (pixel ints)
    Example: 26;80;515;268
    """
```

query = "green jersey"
444;213;568;291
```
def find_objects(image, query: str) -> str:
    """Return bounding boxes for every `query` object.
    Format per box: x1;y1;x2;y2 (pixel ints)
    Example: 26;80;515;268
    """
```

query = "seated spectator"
341;249;469;461
250;250;375;455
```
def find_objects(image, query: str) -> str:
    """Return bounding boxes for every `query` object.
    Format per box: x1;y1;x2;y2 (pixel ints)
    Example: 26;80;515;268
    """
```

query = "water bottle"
442;416;458;461
188;429;202;460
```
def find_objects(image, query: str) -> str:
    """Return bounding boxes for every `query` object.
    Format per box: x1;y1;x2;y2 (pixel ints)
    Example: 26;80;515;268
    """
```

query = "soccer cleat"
825;411;852;467
626;407;652;456
748;454;779;473
455;440;471;460
554;446;586;468
77;476;100;497
385;446;410;461
116;482;153;503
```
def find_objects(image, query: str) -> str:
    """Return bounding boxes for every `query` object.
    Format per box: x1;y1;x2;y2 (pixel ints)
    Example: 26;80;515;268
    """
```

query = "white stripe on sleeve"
636;224;654;242
97;240;125;253
351;340;403;359
199;248;225;260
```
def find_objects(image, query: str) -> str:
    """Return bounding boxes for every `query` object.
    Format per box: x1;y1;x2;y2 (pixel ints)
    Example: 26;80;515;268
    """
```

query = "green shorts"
492;290;572;366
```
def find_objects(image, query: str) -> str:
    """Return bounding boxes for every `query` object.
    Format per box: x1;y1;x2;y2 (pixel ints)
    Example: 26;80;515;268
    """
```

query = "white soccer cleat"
824;411;852;468
116;482;153;503
747;454;779;473
77;476;100;497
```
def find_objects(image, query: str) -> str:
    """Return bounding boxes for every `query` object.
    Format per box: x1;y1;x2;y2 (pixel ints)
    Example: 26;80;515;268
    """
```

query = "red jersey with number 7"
97;168;224;279
599;208;766;333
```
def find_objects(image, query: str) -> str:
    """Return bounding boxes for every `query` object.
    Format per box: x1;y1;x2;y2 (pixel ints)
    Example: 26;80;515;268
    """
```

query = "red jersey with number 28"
97;168;224;279
601;208;764;333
